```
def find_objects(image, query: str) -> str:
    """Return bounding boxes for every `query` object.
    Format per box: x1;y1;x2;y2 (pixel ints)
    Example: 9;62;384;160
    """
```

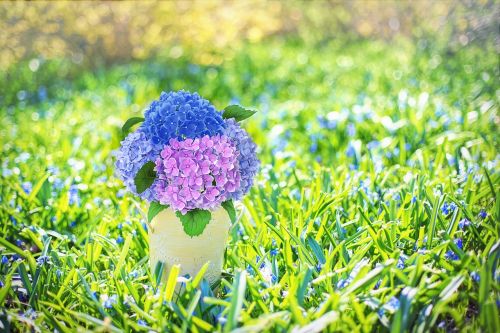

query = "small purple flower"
138;319;147;326
116;236;124;244
479;210;487;219
270;248;279;257
1;256;8;265
458;218;470;229
471;271;480;282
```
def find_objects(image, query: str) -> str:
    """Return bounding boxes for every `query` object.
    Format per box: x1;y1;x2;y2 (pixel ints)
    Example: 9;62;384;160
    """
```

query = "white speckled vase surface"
148;207;231;286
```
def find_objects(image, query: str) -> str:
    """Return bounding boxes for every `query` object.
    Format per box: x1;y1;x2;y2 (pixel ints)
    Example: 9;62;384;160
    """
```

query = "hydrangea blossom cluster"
115;90;259;215
224;119;260;200
143;91;226;145
154;136;240;213
114;130;161;202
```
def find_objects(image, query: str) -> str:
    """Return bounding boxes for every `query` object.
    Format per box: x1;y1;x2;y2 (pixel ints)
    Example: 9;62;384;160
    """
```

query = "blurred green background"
1;0;498;107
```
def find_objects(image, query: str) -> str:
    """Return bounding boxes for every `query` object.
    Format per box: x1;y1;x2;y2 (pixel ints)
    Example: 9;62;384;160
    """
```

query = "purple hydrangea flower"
114;130;161;202
223;119;259;200
143;91;226;145
155;135;240;213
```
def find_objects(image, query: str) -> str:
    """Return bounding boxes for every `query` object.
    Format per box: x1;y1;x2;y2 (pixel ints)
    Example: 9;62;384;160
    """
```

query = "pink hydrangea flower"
155;135;241;213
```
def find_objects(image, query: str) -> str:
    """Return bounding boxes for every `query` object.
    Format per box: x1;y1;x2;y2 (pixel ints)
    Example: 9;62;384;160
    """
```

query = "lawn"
0;36;499;332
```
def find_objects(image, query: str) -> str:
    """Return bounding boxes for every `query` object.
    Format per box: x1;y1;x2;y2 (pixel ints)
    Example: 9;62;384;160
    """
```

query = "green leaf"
223;105;257;122
36;178;51;206
225;270;247;332
176;209;212;237
122;117;144;136
222;200;237;224
306;236;326;264
28;173;49;202
134;161;156;194
148;202;169;222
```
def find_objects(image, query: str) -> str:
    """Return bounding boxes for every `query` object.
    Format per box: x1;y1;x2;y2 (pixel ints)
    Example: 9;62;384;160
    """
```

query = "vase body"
148;207;231;286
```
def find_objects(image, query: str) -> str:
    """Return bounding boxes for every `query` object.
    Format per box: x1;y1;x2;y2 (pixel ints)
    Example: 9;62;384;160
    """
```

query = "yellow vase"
148;207;231;286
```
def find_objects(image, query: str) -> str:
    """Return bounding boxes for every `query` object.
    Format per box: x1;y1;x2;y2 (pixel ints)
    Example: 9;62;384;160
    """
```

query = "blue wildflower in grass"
441;202;456;215
470;271;480;282
397;256;406;269
69;220;77;228
270;248;279;257
21;181;32;194
114;130;161;202
217;315;227;326
138;319;147;326
347;123;356;137
367;140;380;150
336;278;350;290
411;196;417;204
116;236;124;244
315;263;323;272
101;294;117;309
385;297;400;312
223;119;260;200
1;256;8;265
309;141;318;153
458;218;470;229
346;143;356;158
15;239;23;247
36;255;50;266
445;238;463;261
68;184;80;206
142;90;225;145
56;269;62;279
479;209;487;219
116;189;125;199
374;280;382;289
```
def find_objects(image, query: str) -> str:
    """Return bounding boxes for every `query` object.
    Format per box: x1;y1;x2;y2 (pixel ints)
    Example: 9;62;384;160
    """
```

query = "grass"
0;38;499;332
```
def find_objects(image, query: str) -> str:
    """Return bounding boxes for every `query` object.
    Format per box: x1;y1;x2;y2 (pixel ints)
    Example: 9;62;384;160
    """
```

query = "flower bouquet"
115;91;259;285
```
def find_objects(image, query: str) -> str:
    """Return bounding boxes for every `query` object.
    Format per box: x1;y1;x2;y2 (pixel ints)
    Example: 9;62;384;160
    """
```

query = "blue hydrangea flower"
142;91;226;145
114;130;161;202
223;119;259;200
